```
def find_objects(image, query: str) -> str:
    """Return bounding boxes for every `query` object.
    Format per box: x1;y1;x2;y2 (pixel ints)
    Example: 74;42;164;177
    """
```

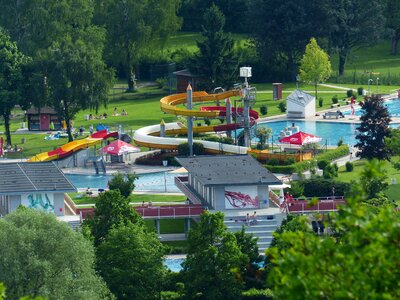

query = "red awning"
100;140;141;156
279;131;322;145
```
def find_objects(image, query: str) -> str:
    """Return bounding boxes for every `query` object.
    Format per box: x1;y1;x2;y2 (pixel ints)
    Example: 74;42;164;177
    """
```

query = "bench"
323;111;340;119
330;103;340;108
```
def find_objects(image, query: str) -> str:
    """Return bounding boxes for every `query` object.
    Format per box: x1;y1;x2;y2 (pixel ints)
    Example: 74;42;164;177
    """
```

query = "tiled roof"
0;162;76;195
175;155;281;186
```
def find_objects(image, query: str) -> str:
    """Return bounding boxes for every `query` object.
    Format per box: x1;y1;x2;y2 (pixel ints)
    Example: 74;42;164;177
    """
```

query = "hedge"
302;178;351;197
264;164;296;174
242;288;273;300
316;145;349;162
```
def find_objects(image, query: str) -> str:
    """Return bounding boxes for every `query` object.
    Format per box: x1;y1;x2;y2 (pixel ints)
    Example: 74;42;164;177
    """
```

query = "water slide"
28;130;118;162
133;90;258;154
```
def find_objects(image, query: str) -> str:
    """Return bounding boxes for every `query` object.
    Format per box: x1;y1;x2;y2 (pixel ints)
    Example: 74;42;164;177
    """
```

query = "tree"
96;222;166;300
299;38;332;100
329;0;384;75
267;175;400;299
0;208;111;299
94;0;181;91
355;95;391;160
183;212;245;299
358;159;388;200
83;190;143;246
0;30;30;146
386;0;400;54
249;0;329;81
0;0;94;57
45;27;114;141
108;172;137;198
255;127;272;150
190;4;238;91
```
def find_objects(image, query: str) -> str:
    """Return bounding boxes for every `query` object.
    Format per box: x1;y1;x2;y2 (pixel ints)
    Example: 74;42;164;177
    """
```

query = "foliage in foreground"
0;208;111;299
268;181;400;299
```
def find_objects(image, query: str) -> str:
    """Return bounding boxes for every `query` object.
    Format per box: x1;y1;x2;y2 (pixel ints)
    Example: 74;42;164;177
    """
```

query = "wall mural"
224;186;258;209
21;193;54;213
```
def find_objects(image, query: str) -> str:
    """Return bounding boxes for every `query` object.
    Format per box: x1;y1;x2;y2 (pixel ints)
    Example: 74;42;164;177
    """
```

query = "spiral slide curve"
133;90;259;154
28;130;118;162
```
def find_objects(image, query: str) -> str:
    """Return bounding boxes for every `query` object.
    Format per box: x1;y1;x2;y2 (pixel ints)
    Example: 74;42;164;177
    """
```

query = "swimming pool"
257;120;400;146
65;172;185;192
343;98;400;116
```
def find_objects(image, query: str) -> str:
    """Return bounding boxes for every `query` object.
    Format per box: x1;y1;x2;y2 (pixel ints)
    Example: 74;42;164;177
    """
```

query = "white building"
286;89;315;118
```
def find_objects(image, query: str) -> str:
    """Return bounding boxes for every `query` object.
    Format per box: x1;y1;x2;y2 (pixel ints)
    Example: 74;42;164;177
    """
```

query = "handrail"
281;196;346;214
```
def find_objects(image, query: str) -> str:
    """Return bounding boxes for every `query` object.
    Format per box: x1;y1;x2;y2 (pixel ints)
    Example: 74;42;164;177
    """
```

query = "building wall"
4;192;65;216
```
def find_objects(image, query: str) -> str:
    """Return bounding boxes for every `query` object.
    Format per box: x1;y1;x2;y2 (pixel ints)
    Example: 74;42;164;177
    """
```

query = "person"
79;126;84;136
89;113;93;120
89;124;94;135
349;145;353;160
246;213;250;226
113;107;118;116
121;109;128;116
251;211;257;225
103;112;107;119
142;201;145;207
14;145;18;152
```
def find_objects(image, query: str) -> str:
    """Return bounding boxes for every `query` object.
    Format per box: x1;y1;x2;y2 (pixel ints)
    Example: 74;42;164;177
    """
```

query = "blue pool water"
65;172;184;192
343;98;400;116
257;120;399;146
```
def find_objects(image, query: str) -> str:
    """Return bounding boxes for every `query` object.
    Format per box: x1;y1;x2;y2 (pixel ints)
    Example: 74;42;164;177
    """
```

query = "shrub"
155;77;168;89
160;291;183;300
357;87;364;95
337;138;344;147
278;102;286;112
177;142;205;156
260;104;268;116
316;145;349;162
317;159;329;170
332;95;338;104
318;97;323;107
219;136;234;144
323;164;338;179
284;157;296;165
266;158;279;166
346;89;353;97
204;118;211;126
345;161;354;172
242;288;273;300
289;181;304;198
301;178;351;197
264;164;296;174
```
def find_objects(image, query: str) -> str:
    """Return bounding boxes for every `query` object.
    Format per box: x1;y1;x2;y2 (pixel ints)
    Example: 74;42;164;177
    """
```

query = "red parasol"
100;140;141;156
279;131;322;145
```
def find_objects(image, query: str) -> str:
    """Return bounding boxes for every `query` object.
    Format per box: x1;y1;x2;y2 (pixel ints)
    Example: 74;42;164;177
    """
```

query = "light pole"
368;79;373;95
376;77;379;93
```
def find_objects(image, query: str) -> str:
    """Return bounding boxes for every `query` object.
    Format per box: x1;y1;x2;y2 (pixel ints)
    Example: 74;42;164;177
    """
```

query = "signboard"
21;193;54;213
224;186;258;209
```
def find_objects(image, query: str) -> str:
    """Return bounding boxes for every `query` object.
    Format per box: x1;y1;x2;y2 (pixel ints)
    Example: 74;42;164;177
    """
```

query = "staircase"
68;219;82;231
87;156;106;174
224;215;279;252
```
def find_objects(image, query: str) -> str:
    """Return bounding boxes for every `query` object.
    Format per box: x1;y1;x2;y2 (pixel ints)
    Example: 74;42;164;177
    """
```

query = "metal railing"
282;196;346;214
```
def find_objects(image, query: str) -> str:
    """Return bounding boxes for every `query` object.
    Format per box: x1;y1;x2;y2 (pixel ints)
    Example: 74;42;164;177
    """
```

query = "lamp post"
368;79;373;95
376;77;379;93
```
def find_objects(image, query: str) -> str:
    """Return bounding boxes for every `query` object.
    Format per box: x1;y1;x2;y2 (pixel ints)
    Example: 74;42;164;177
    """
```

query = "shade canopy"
100;140;140;156
279;131;321;145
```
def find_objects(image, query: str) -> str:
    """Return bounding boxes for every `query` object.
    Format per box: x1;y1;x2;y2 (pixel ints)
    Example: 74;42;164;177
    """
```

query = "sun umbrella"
279;131;322;145
100;140;141;156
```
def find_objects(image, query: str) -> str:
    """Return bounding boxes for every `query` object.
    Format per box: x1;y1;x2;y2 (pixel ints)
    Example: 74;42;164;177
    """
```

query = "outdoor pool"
164;258;185;272
65;172;185;192
257;120;400;146
343;98;400;117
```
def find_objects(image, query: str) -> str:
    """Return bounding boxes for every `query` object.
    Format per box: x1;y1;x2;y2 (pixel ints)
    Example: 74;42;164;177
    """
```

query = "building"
26;106;62;131
286;89;316;118
175;154;282;210
0;162;76;216
173;69;202;93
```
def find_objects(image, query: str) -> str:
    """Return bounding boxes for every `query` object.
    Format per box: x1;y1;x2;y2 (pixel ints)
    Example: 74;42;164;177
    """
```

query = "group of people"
245;211;257;226
113;107;128;116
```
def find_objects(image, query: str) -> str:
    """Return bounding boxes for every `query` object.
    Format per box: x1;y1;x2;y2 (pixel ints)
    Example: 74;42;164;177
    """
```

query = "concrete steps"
225;215;279;252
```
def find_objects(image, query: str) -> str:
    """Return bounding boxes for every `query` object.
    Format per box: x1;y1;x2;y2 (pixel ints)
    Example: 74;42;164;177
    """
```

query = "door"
40;114;50;130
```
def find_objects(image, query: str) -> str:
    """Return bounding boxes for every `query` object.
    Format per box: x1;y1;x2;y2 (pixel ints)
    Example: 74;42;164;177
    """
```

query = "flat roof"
175;155;281;186
0;162;76;195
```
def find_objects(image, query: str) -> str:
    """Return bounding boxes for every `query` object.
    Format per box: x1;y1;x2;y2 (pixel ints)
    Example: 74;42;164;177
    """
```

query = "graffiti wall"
224;186;258;209
21;193;55;213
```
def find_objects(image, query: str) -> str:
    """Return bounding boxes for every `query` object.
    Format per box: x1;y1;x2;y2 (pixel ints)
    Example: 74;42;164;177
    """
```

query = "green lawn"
337;159;400;202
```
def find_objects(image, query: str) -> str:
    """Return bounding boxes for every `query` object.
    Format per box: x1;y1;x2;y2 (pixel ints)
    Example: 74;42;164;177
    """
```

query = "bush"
346;89;353;97
301;178;351;197
316;145;349;162
204;118;211;126
260;105;268;116
345;161;354;172
177;142;205;156
156;77;168;89
266;158;279;166
357;87;364;95
323;164;338;179
289;181;304;198
242;288;273;300
317;160;329;170
160;291;183;300
318;97;323;107
264;164;296;174
332;95;338;104
278;102;286;112
337;138;344;147
284;157;296;165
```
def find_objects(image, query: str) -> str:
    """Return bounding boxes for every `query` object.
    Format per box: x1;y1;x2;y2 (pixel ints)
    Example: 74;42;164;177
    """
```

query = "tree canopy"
83;190;142;246
0;30;30;146
96;222;166;300
108;172;137;198
183;211;245;299
299;38;332;99
190;4;238;91
355;95;391;160
0;208;111;299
